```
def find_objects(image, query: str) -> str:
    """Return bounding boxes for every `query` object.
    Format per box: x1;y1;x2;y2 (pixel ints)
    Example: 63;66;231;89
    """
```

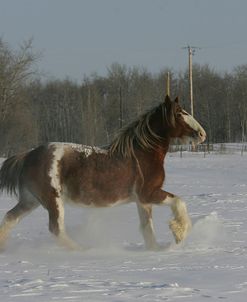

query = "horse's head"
164;95;206;144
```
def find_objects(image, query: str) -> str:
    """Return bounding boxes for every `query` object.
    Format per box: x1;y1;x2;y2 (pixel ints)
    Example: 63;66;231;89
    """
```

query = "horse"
0;96;206;251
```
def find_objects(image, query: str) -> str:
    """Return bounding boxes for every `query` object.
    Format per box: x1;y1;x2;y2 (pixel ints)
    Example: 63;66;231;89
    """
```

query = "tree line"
1;38;247;156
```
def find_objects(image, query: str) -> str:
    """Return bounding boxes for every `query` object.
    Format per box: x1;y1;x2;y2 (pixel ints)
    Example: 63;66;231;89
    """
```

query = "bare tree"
0;38;40;124
0;38;40;154
232;65;247;142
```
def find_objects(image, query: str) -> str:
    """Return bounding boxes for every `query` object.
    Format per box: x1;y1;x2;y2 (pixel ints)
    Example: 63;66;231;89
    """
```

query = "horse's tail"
0;153;27;196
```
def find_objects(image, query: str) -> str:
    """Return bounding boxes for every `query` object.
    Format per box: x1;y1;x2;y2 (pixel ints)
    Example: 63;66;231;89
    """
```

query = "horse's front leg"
136;202;160;250
142;190;192;244
167;194;192;243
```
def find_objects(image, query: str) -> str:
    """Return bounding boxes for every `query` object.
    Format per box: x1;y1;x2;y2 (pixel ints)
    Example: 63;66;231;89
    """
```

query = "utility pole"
166;71;170;97
119;86;123;129
188;46;194;117
182;45;201;117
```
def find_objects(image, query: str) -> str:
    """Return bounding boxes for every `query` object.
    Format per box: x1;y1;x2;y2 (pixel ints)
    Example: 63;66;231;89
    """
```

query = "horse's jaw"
170;133;206;146
181;134;206;145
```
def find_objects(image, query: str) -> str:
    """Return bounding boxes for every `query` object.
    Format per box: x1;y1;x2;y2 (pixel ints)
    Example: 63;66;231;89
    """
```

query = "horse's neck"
153;145;169;162
136;144;169;165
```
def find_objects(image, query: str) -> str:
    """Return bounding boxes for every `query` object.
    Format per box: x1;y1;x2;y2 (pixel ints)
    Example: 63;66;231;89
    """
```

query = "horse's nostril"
198;131;206;141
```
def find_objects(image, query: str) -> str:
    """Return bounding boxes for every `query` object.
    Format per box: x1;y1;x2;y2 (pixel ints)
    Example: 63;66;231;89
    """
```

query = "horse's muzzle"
198;129;206;143
191;129;206;144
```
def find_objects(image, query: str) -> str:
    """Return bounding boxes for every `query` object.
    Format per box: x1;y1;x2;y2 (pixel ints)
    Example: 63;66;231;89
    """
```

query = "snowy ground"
0;151;247;301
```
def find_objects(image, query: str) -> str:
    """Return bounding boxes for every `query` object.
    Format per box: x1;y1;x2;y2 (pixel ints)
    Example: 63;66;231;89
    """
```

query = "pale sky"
1;0;247;81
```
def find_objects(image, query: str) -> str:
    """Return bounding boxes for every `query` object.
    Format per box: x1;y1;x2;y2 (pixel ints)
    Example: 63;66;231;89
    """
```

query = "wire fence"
169;143;247;158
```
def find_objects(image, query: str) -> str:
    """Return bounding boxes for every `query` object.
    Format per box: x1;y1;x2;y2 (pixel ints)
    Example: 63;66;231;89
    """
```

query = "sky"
1;0;247;81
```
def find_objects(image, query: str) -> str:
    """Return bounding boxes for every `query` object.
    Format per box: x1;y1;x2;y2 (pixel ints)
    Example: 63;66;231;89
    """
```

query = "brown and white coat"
0;96;206;250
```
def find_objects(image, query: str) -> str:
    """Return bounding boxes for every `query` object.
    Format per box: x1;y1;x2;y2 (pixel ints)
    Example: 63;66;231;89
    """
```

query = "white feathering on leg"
163;195;192;243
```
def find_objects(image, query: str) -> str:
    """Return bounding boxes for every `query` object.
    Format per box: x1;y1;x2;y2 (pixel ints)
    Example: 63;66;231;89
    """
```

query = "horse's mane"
108;100;176;158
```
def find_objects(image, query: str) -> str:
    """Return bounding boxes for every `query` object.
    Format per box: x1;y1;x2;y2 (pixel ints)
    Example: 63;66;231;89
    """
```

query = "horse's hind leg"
46;195;79;250
136;203;160;250
0;189;40;249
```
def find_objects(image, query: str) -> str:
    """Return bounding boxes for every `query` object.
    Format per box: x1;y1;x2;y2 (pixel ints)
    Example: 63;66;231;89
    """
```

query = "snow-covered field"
0;152;247;301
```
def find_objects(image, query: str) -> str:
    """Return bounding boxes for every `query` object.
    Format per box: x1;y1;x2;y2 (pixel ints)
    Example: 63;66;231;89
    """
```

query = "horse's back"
4;142;137;207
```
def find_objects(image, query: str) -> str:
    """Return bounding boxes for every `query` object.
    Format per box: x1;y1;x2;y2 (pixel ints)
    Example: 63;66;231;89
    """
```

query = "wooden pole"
119;86;123;129
188;47;194;117
166;71;170;97
182;45;201;116
188;49;196;151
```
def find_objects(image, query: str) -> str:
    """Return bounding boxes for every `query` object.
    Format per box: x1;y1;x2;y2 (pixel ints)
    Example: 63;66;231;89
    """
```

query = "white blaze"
48;143;81;249
48;144;65;231
182;111;206;143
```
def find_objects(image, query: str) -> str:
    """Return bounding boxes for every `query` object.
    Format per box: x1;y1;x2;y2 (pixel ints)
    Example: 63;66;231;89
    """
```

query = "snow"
49;142;108;158
0;151;247;301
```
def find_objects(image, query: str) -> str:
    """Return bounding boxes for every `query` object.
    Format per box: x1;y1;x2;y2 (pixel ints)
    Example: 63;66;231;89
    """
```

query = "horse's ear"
164;95;172;104
174;97;179;104
164;94;176;126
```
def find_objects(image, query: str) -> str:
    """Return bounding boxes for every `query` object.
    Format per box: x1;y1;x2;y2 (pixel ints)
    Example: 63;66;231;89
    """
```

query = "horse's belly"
65;193;131;208
63;183;133;208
